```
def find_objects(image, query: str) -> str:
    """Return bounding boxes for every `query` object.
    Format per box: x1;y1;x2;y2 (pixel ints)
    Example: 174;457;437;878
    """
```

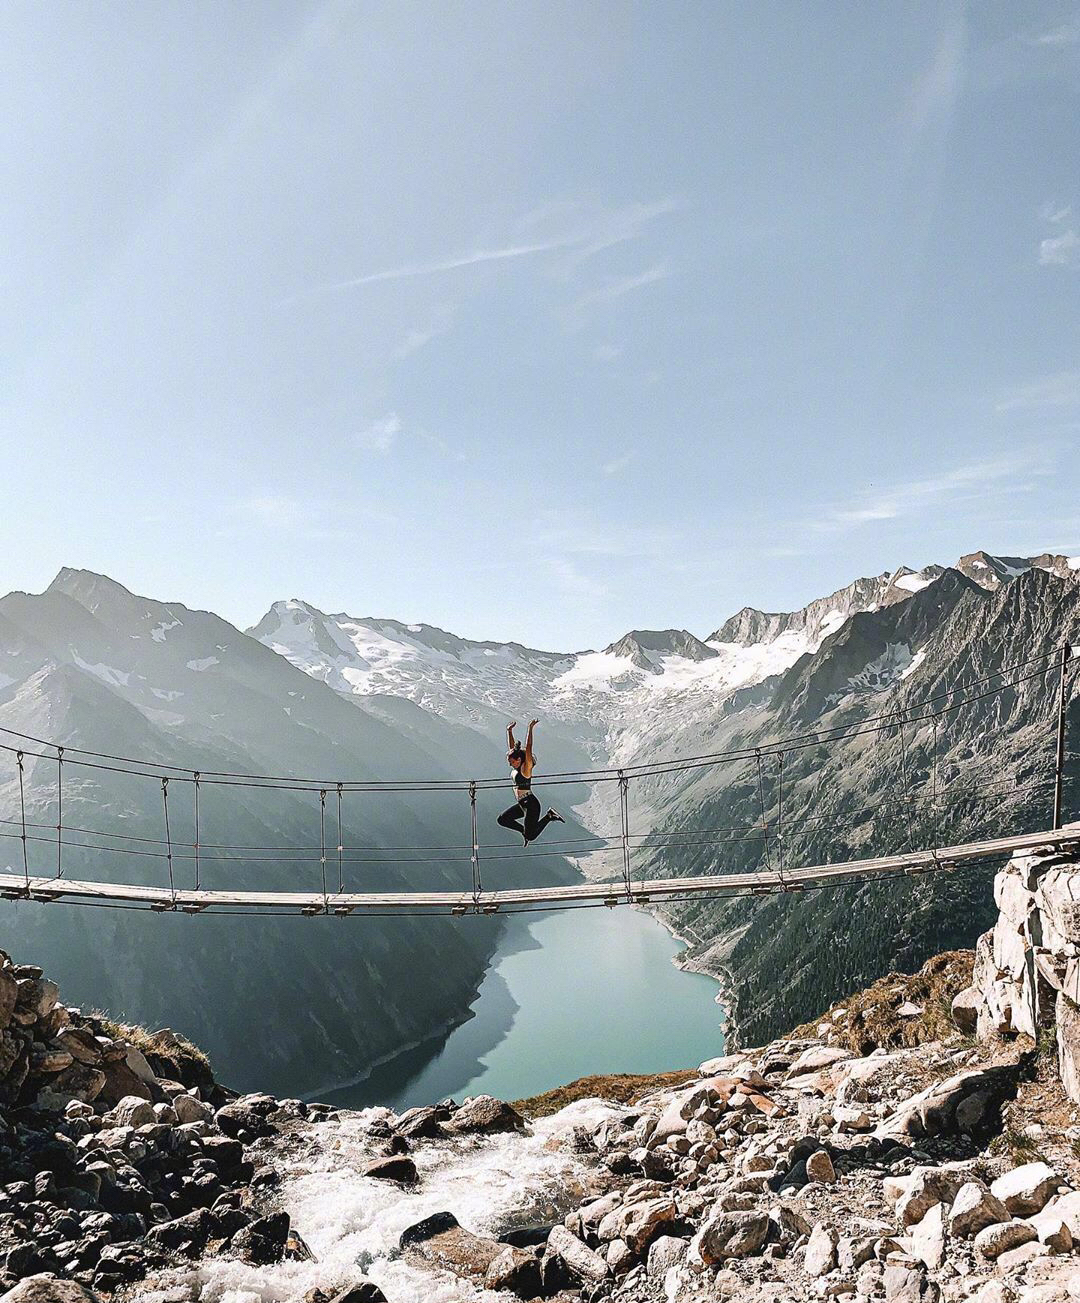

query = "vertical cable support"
776;751;785;886
16;751;28;890
193;773;201;891
896;708;915;850
55;747;64;879
336;782;344;894
319;789;328;908
755;748;773;878
618;771;631;898
161;777;176;904
469;782;481;906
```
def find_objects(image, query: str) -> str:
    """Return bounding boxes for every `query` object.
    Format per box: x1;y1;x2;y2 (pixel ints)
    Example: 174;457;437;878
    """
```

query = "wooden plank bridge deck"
2;826;1077;917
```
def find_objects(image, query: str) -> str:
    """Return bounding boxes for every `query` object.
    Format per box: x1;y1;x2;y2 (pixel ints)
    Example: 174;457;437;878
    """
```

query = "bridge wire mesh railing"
0;645;1076;914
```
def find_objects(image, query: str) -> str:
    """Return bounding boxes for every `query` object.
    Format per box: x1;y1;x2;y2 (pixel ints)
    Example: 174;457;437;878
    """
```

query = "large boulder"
446;1096;525;1135
893;1168;966;1227
948;1182;1009;1238
484;1245;543;1296
803;1224;838;1277
361;1155;417;1184
596;1197;676;1255
989;1163;1061;1216
401;1212;505;1281
973;1220;1037;1261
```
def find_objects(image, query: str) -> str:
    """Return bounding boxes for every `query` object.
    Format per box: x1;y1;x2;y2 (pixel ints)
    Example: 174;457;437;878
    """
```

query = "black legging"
498;793;555;843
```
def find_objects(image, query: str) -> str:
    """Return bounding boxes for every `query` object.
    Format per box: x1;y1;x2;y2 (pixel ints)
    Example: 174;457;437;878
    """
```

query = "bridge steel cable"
0;643;1073;916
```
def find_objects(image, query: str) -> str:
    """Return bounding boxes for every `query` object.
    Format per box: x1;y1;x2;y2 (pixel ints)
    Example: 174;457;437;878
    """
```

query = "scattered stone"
361;1155;418;1184
692;1209;769;1263
805;1148;836;1184
544;1226;608;1285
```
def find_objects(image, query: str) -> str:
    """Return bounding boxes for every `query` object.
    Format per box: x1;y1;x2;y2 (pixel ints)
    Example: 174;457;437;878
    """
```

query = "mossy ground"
513;1069;699;1120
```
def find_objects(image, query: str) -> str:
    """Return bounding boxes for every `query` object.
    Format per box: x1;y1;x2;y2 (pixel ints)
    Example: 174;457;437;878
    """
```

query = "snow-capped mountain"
250;551;1080;776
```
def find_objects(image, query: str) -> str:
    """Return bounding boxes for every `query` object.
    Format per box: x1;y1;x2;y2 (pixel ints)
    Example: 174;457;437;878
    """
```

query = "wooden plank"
0;826;1075;914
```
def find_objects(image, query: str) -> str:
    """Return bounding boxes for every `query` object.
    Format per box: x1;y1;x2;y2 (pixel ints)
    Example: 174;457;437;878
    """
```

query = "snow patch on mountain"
894;574;933;593
185;657;219;672
70;654;131;688
151;619;182;643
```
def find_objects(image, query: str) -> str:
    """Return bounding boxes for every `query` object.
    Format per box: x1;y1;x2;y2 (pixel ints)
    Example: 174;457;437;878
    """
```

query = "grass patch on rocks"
94;1015;212;1078
793;949;976;1055
513;1069;699;1119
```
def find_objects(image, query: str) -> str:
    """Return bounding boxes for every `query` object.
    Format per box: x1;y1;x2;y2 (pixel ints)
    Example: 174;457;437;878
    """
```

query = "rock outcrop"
960;829;1080;1102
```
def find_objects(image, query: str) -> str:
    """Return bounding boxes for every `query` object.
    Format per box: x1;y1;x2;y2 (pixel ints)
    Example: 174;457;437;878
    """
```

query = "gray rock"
973;1220;1037;1260
693;1209;769;1264
0;1280;102;1302
883;1262;939;1302
361;1155;417;1184
804;1224;838;1277
950;987;980;1035
446;1095;525;1135
908;1202;946;1270
894;1168;965;1227
806;1148;836;1183
107;1096;155;1128
948;1181;1009;1238
646;1235;687;1276
989;1162;1061;1216
483;1245;543;1296
544;1225;608;1285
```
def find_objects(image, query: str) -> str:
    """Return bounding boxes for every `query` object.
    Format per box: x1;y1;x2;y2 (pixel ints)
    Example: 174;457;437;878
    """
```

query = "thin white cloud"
568;264;668;318
230;493;361;540
1032;21;1080;45
358;412;402;452
545;557;608;601
902;16;966;143
602;452;635;476
1040;202;1072;224
810;453;1052;533
321;241;569;293
1039;228;1080;267
308;196;680;297
998;371;1080;410
392;305;455;360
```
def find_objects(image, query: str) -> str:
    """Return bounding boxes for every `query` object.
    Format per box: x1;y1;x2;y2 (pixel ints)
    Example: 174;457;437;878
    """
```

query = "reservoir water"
325;905;725;1111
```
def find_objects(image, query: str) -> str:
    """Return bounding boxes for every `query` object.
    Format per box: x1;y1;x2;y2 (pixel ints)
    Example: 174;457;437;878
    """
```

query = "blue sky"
1;1;1078;649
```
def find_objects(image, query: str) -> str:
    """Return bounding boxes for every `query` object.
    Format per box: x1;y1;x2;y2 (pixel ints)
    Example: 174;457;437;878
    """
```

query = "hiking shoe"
547;808;565;824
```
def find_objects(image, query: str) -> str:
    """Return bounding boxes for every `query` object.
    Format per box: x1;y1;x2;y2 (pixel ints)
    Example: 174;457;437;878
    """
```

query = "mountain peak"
47;567;137;609
604;629;718;672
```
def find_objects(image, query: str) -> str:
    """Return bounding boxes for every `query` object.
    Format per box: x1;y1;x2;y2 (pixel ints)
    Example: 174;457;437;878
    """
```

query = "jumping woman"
498;719;565;845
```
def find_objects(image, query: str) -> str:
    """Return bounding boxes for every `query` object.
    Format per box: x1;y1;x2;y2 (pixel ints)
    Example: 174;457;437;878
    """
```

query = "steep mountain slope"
0;571;577;1096
649;567;1080;1044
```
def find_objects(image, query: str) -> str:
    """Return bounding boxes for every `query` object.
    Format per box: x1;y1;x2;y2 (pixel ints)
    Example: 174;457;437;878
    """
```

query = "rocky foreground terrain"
2;836;1080;1303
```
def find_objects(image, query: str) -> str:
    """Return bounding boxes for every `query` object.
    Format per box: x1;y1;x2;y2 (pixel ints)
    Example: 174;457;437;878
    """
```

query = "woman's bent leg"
522;794;554;842
498;802;526;834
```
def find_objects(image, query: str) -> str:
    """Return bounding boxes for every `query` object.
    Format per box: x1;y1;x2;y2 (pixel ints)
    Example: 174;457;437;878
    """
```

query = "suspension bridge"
0;644;1077;918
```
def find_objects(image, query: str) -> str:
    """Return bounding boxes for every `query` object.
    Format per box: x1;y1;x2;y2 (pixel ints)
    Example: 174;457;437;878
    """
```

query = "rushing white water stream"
143;1100;619;1303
